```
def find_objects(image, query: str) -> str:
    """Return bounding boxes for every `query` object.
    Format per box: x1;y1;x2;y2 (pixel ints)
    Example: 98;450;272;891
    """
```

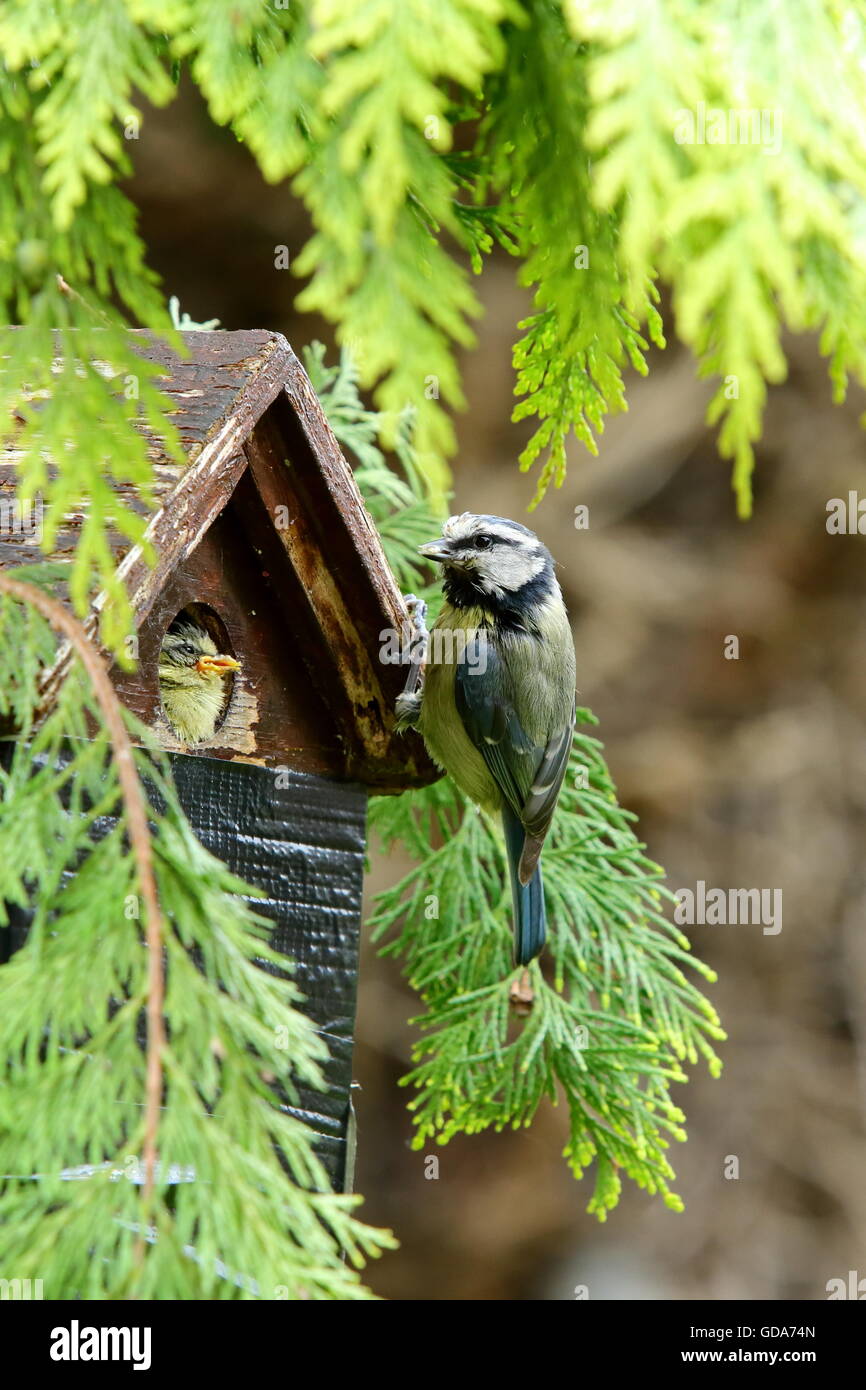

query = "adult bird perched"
397;513;576;965
158;621;240;745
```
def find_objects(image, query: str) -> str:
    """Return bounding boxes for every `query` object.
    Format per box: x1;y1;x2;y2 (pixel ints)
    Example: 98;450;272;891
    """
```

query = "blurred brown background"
129;85;866;1300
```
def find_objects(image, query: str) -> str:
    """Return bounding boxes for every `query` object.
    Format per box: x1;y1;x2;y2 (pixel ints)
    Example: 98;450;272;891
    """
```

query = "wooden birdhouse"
0;328;438;1190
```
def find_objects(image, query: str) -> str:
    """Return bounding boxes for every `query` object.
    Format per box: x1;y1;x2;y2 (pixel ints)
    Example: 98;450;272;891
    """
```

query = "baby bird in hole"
158;621;240;745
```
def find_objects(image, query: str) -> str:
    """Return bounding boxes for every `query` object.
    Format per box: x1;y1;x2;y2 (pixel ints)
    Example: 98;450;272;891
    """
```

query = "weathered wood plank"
1;328;438;790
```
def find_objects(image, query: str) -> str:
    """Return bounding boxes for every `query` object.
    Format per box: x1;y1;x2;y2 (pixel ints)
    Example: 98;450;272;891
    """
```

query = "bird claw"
397;594;430;711
395;690;422;730
402;596;429;664
402;594;428;635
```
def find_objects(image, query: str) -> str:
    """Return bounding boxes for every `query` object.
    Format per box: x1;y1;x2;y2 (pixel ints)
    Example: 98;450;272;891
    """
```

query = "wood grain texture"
0;328;438;790
0;329;287;579
112;490;348;777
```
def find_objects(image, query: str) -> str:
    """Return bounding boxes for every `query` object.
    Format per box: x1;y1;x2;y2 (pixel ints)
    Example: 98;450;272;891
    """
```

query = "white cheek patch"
485;549;546;593
439;513;547;594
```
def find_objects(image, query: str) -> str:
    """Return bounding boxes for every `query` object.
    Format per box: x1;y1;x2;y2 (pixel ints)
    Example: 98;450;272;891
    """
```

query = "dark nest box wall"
0;329;437;1191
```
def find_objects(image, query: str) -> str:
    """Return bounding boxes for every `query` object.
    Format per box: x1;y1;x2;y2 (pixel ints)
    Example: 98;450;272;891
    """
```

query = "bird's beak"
418;538;453;563
195;653;240;675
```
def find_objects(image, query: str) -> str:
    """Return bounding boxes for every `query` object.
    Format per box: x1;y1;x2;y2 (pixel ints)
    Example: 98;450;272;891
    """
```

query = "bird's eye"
180;643;196;657
474;534;494;551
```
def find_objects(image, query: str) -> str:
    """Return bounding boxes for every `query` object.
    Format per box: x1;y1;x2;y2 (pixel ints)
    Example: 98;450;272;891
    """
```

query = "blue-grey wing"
454;632;573;862
454;634;535;815
517;710;575;882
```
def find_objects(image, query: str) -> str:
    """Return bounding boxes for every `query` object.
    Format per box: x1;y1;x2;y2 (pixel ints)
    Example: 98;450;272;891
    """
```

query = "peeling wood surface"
0;329;289;578
280;356;412;639
119;335;294;631
1;328;437;787
240;395;433;786
113;492;350;777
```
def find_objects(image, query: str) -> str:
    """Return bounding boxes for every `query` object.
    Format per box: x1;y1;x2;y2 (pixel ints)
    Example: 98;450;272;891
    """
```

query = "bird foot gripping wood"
395;594;428;731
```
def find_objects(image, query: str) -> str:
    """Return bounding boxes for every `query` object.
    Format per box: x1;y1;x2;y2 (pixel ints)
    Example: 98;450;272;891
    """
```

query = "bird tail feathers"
502;804;546;966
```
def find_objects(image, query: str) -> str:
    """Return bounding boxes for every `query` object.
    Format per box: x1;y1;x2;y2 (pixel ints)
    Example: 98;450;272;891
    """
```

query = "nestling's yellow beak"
195;654;240;675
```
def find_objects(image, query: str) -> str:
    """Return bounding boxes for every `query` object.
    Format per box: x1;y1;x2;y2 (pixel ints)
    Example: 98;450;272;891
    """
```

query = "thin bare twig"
0;575;164;1261
55;273;112;326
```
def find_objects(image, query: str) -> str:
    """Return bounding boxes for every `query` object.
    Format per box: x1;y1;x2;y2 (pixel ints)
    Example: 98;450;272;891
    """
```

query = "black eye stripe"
451;533;521;551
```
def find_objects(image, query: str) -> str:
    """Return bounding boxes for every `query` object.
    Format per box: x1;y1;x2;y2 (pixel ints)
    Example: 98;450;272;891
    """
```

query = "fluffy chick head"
158;621;240;744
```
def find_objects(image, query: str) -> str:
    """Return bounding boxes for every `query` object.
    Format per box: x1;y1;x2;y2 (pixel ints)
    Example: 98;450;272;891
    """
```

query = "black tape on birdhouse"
170;755;366;1190
0;745;364;1189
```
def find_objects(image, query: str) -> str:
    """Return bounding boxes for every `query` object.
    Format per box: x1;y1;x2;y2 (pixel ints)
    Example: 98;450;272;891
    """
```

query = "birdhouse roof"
0;329;435;791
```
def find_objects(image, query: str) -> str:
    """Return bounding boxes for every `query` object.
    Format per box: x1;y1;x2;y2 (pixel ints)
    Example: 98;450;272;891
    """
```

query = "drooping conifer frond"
0;573;394;1298
4;2;866;520
1;0;859;1266
311;342;724;1217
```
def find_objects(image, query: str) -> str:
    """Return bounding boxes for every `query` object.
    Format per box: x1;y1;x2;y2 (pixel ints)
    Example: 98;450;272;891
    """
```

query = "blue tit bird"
397;513;576;965
158;621;240;745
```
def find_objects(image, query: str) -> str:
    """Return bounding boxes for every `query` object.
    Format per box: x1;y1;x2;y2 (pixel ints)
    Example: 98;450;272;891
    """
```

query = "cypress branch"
0;573;165;1254
311;341;724;1219
0;582;395;1298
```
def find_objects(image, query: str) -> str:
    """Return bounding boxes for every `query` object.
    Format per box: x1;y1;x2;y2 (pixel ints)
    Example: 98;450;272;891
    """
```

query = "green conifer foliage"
3;0;859;1281
0;573;395;1298
309;345;724;1220
4;2;865;523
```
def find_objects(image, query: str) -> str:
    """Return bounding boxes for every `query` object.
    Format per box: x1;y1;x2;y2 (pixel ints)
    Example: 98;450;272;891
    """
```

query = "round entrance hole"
158;603;238;745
